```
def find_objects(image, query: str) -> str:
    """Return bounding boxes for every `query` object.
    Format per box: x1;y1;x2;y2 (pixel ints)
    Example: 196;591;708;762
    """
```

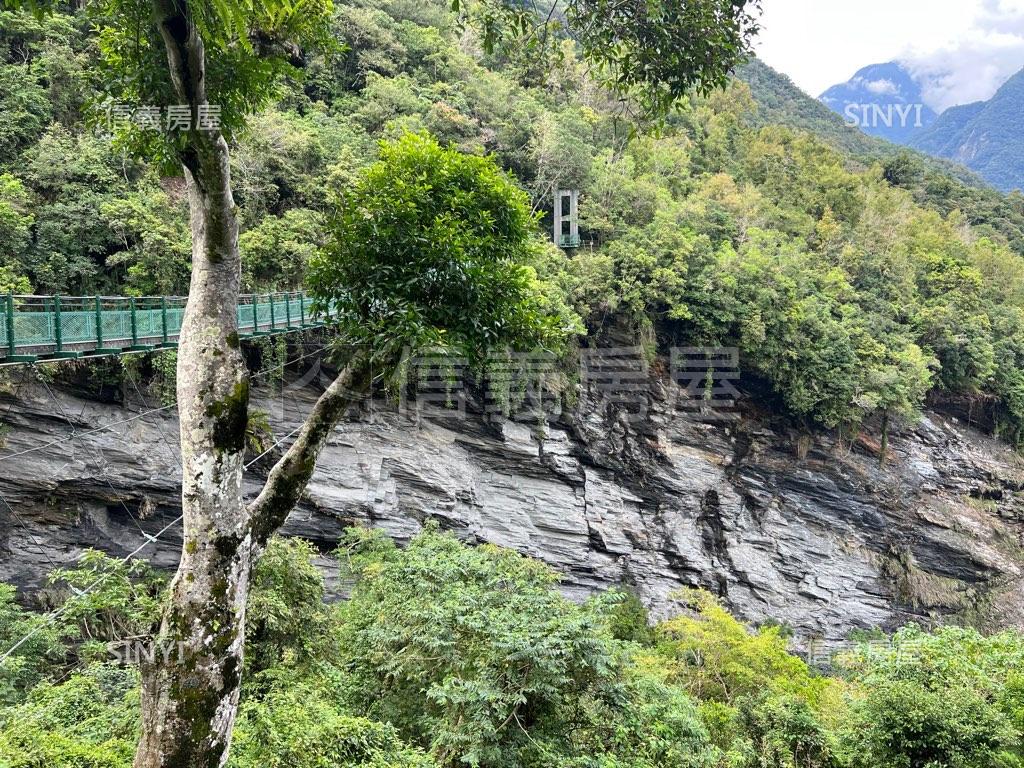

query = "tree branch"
247;353;368;546
152;0;205;108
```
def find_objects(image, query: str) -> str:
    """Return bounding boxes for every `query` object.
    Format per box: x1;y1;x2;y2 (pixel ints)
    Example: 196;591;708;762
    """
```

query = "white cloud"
864;78;900;95
902;0;1024;111
754;0;1024;111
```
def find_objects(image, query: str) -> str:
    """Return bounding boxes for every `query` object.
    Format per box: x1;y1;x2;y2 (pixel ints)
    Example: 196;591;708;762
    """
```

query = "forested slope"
4;2;1024;443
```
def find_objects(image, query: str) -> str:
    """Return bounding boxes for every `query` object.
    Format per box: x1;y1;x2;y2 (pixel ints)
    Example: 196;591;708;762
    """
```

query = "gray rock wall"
2;369;1023;643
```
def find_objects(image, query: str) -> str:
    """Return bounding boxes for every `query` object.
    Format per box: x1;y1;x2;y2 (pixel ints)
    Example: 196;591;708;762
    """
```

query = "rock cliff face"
2;363;1024;644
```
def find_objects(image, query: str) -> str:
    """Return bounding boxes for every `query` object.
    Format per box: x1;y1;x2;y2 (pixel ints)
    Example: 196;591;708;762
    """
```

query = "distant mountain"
738;58;891;157
818;62;937;145
909;67;1024;193
736;59;985;188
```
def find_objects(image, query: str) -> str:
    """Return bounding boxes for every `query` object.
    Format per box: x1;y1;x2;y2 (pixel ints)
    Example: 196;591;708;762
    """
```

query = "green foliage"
4;536;1024;768
0;0;1023;443
87;0;334;164
839;624;1024;768
654;590;849;768
148;349;177;407
101;180;191;295
230;679;437;768
335;525;624;766
47;550;165;662
454;0;761;118
308;131;571;365
240;208;325;291
245;536;329;673
0;664;139;768
849;679;1017;768
0;584;64;707
656;590;836;707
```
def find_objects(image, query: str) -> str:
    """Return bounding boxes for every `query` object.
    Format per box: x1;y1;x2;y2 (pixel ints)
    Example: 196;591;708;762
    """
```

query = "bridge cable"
0;346;325;466
0;344;327;666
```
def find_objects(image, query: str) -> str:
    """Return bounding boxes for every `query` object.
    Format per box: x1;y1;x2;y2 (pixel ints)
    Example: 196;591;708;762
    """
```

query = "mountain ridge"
815;60;1024;193
818;61;937;144
910;67;1024;192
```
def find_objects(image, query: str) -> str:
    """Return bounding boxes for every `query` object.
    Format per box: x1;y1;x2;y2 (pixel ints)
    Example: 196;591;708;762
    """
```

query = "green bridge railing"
1;292;332;365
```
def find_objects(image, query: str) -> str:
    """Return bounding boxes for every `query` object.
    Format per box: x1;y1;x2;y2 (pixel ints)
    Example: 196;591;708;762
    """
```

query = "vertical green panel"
5;294;14;356
161;297;169;344
94;296;104;348
54;296;63;352
269;294;276;330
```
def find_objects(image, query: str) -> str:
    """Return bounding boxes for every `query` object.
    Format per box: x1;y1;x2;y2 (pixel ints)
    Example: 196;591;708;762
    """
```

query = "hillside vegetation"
5;1;1024;445
3;532;1024;768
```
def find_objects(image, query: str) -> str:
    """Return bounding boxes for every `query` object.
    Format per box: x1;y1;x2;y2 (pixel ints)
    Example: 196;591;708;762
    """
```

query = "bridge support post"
46;296;81;360
4;293;13;358
85;295;122;357
161;297;169;346
285;293;291;329
130;297;138;346
269;293;276;331
53;296;61;352
95;296;104;349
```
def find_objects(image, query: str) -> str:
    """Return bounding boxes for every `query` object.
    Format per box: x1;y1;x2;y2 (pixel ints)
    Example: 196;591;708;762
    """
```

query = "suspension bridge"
0;292;332;365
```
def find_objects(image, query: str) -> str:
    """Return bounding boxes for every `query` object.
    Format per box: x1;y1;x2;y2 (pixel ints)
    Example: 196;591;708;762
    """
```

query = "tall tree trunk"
135;147;251;767
133;4;369;765
134;2;251;765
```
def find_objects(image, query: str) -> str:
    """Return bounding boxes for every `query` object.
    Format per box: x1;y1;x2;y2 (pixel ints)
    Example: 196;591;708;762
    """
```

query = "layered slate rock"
2;369;1023;644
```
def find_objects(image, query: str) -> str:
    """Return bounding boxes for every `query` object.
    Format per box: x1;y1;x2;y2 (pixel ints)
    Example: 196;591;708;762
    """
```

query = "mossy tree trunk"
133;2;365;766
133;2;251;766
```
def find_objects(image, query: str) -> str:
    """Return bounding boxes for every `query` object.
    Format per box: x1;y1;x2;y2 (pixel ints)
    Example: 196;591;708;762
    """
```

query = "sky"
753;0;1024;111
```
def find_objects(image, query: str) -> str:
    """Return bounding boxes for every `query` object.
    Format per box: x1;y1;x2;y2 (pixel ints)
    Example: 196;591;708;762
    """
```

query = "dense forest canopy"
4;0;1024;445
3;531;1024;767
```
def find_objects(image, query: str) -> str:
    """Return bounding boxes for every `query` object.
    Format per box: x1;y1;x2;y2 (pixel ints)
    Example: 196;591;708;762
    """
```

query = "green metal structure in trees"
1;292;331;365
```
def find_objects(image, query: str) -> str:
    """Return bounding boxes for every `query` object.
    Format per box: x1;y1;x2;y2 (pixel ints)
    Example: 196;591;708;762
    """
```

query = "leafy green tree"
335;526;619;766
850;679;1017;768
0;172;33;292
0;583;64;707
308;131;565;364
3;0;758;759
244;536;331;674
840;625;1024;768
47;549;166;664
101;181;192;295
0;664;139;768
455;0;763;117
229;680;437;768
334;526;720;768
239;208;325;291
